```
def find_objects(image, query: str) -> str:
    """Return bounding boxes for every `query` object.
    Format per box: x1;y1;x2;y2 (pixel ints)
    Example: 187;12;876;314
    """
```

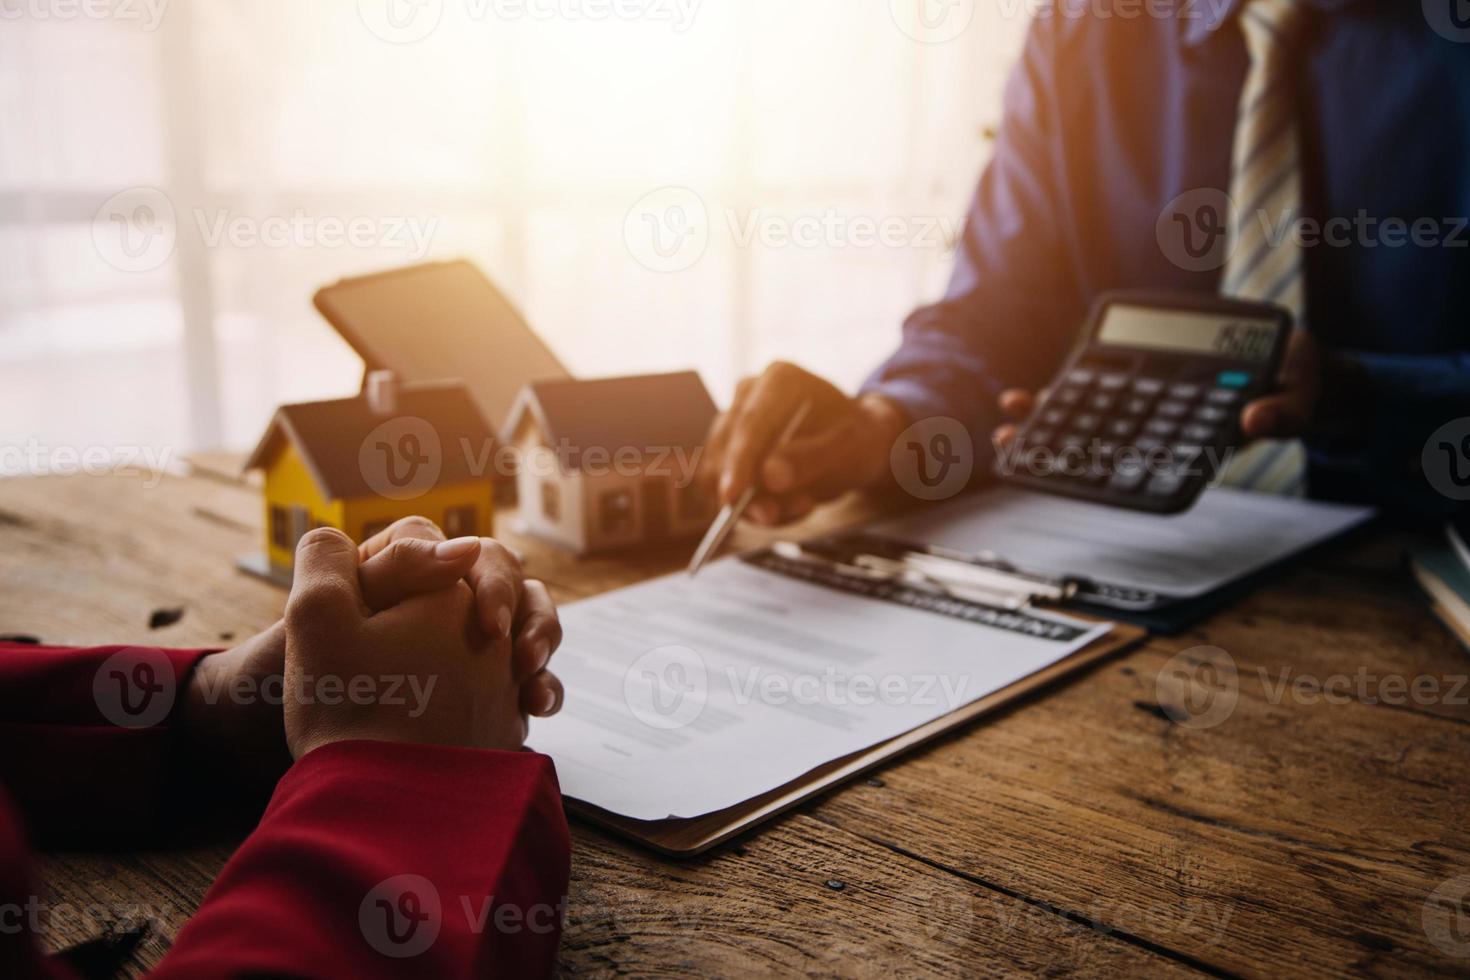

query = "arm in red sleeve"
152;740;571;979
0;642;213;846
0;641;214;978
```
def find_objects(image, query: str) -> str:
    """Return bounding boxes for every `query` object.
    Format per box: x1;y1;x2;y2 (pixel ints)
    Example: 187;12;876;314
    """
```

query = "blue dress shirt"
862;0;1470;515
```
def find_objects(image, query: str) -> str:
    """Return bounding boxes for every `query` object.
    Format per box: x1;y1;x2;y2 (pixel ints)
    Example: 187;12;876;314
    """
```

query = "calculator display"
1097;306;1280;363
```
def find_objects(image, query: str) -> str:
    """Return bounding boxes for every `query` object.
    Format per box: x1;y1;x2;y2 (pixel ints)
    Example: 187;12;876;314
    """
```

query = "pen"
688;399;813;576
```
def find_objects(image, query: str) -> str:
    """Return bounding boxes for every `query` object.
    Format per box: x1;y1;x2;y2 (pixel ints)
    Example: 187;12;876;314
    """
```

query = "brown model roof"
244;381;496;500
506;371;717;470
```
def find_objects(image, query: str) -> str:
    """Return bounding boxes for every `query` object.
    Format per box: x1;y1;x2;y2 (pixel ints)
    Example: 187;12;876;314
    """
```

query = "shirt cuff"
0;644;217;844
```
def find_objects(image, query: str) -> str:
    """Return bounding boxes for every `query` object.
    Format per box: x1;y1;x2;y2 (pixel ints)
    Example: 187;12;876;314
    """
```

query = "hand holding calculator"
998;291;1293;514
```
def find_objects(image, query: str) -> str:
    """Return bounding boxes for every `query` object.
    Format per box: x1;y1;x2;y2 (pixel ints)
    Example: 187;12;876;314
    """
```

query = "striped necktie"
1217;0;1310;495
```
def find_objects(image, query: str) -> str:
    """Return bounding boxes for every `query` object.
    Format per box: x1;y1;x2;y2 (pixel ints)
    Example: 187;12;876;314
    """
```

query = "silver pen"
688;400;813;576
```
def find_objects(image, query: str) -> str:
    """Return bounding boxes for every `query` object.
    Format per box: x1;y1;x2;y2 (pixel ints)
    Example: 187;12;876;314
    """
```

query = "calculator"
998;291;1293;514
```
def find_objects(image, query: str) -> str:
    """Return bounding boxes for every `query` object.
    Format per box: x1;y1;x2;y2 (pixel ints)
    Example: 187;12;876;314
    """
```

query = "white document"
529;558;1108;820
875;487;1374;601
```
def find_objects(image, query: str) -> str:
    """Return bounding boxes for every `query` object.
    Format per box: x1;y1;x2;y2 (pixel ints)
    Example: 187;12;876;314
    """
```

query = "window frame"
444;504;478;538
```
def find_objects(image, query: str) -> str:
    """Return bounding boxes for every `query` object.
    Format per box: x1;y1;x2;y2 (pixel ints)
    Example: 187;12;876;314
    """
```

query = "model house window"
444;505;478;538
541;481;561;521
600;488;635;536
270;506;290;549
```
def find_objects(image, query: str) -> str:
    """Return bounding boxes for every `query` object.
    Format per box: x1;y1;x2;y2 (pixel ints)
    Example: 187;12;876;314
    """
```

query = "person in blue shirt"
703;0;1470;522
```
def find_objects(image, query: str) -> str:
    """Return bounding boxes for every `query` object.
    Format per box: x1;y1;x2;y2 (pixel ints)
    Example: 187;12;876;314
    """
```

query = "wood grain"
3;463;1468;977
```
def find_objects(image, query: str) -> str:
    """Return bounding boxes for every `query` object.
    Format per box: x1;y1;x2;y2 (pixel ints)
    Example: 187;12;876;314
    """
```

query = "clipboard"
551;487;1372;855
565;615;1146;857
865;488;1378;635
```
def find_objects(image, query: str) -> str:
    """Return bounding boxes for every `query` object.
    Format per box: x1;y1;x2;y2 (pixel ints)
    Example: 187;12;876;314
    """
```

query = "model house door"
641;477;670;540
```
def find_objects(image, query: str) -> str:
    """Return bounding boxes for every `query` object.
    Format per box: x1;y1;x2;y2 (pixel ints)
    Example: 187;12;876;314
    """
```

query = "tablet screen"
314;260;570;433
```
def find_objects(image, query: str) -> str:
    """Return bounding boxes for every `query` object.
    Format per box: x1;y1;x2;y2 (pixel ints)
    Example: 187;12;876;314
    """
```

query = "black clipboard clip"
773;533;1163;613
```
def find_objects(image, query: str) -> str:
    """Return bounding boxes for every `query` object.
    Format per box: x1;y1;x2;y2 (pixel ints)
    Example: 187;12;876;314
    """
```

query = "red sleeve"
0;642;213;845
152;741;571;979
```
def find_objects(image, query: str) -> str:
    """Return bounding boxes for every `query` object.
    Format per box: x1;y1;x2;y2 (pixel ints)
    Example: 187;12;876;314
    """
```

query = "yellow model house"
241;371;497;584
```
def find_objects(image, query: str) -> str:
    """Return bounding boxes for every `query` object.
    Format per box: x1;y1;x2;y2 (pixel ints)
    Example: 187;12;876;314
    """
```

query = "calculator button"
1132;377;1165;397
1041;408;1069;427
1206;387;1241;405
1059;433;1088;450
1034;454;1067;477
1170;444;1206;470
1054;386;1085;406
1087;393;1116;413
1122;397;1152;416
1143;419;1178;438
1066;368;1096;386
1025;428;1054;448
1155;400;1190;419
1105;417;1137;439
1133;436;1165;453
1168;382;1202;400
1071;413;1101;433
1145;471;1187;497
1098;373;1130;392
1194;404;1229;424
1181;424;1217;443
1109;467;1148;492
1216;370;1253;388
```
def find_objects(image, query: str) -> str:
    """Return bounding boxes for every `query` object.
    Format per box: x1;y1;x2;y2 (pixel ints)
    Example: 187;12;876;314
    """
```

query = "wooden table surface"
2;459;1468;978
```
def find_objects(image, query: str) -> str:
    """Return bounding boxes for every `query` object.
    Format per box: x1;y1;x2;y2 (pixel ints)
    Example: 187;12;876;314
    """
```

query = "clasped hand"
183;516;564;776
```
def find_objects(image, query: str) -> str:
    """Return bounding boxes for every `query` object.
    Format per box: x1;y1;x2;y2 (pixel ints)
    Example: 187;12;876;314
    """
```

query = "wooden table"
3;460;1468;978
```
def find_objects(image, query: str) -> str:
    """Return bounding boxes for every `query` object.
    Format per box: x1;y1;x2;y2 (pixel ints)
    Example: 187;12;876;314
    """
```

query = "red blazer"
0;642;570;978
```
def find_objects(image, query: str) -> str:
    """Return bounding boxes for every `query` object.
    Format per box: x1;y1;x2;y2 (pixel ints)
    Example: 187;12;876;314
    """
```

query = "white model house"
504;372;718;554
